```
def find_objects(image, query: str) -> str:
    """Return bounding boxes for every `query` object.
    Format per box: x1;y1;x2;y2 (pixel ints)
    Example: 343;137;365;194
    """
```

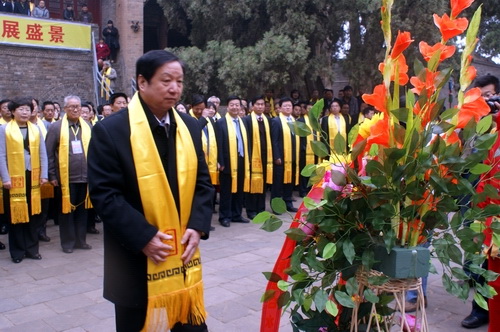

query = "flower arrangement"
256;0;500;330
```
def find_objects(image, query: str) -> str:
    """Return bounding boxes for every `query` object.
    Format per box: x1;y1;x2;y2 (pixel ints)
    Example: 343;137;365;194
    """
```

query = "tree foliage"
156;0;491;99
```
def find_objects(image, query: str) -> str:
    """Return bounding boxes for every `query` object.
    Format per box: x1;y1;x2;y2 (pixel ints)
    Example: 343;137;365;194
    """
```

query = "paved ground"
0;197;489;332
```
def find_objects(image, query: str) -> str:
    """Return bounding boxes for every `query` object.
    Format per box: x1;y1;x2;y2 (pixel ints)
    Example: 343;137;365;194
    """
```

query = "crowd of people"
0;0;95;22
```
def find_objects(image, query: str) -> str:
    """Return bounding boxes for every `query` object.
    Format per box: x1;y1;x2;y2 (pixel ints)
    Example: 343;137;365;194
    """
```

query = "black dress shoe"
0;224;7;234
219;219;230;227
233;218;250;223
210;226;215;231
38;234;51;242
247;213;257;219
0;241;5;250
76;243;92;250
12;257;23;263
87;227;100;234
62;248;73;253
286;206;298;212
26;253;42;260
461;314;489;328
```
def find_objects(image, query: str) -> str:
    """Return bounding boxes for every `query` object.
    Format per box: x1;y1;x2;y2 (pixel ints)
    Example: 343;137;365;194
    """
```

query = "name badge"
71;140;83;154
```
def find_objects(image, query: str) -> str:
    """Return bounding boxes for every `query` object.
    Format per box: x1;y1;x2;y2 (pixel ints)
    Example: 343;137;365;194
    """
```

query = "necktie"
234;119;244;157
258;116;263;122
161;119;170;138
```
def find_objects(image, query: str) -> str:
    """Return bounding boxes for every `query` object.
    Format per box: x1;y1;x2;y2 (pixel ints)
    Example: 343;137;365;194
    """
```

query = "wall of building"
0;44;94;105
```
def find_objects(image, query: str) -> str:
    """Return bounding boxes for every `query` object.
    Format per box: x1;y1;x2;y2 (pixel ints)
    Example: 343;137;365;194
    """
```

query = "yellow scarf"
59;115;92;213
265;97;277;117
100;67;112;100
225;113;250;193
34;118;53;199
303;114;317;166
188;111;218;185
279;114;300;185
127;94;205;331
328;114;347;149
36;118;47;139
249;112;272;193
0;118;7;125
5;121;41;223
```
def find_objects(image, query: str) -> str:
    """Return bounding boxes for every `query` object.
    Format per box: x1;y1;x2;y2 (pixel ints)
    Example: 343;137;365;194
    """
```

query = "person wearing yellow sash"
100;61;117;101
0;99;12;239
320;100;351;155
87;50;214;332
215;96;250;227
0;98;48;263
297;101;318;197
45;95;92;254
242;96;273;219
270;97;300;213
207;96;222;122
265;89;277;118
0;99;12;125
41;101;57;131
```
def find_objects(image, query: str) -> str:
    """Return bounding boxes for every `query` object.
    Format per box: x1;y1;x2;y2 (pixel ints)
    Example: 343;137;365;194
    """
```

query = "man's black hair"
474;74;500;94
42;101;54;110
136;50;184;87
191;94;205;107
226;95;241;105
109;92;128;105
0;99;11;106
279;97;293;107
252;95;265;104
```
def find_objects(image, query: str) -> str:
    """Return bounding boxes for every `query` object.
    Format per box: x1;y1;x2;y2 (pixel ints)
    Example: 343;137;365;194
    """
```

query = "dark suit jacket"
215;116;247;175
87;100;214;307
271;116;297;163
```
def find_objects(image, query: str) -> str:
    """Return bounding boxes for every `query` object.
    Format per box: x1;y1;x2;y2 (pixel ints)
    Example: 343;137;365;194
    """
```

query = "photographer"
461;74;500;330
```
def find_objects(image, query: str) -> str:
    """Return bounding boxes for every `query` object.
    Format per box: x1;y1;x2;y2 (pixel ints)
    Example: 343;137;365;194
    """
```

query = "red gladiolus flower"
362;84;388;115
379;55;409;85
419;41;456;62
451;0;474;18
433;14;468;42
456;87;491;128
413;101;436;127
391;31;413;59
410;69;438;97
366;116;391;149
466;65;477;82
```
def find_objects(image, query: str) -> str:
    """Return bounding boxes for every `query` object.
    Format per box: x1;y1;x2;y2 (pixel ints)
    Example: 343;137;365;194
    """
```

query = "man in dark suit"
87;50;213;332
242;96;272;219
215;96;250;227
271;97;299;213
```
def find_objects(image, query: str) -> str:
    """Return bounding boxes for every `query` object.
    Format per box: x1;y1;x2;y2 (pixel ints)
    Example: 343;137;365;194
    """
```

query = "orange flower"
433;14;468;42
451;0;474;18
379;55;409;85
419;41;456;62
410;69;439;97
465;65;477;82
443;130;461;145
391;31;413;59
456;87;490;128
413;101;436;127
362;84;388;115
366;116;391;148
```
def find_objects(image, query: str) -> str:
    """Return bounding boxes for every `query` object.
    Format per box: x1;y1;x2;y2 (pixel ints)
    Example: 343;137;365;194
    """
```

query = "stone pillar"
115;0;143;97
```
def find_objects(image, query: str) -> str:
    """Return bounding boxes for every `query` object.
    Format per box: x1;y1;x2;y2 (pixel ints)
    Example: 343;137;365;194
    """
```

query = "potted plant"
256;0;500;331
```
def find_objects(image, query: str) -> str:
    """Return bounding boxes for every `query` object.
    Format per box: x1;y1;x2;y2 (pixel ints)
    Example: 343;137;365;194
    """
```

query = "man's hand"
274;158;282;166
142;231;173;265
181;229;202;265
3;181;11;190
50;180;58;187
40;178;48;185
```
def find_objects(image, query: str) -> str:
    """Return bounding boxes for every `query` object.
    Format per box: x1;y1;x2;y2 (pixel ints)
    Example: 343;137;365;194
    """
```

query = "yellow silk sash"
328;114;347;149
249;112;272;193
279;114;300;185
5;121;41;223
35;118;53;199
100;67;112;100
128;94;205;331
303;114;316;166
225;113;250;193
36;118;47;138
59;115;92;213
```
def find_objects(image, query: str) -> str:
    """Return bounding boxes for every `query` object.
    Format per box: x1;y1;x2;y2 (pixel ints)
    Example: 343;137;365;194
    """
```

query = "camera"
487;96;500;114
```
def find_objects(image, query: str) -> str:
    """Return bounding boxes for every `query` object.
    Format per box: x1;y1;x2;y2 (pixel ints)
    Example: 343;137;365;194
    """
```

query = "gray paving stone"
0;319;54;332
206;299;253;323
4;303;56;325
44;294;95;314
43;307;101;331
0;298;23;314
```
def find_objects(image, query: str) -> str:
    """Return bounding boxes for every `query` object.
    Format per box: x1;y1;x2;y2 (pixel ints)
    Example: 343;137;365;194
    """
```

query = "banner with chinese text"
0;14;91;51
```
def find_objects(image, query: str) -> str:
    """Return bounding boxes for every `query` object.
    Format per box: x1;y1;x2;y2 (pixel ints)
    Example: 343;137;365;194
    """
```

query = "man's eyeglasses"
65;105;81;110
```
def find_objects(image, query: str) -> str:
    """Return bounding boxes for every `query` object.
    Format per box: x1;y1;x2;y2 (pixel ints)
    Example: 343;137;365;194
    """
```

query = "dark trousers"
219;156;244;222
245;192;266;216
0;188;10;233
115;305;208;332
271;164;296;207
87;208;97;230
37;198;50;237
59;183;88;250
8;171;41;259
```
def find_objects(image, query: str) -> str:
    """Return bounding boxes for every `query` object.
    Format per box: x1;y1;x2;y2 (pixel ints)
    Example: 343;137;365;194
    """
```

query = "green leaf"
362;249;376;269
262;271;282;282
311;140;329;158
277;280;290;292
474;292;489;311
261;289;276;303
363;288;379;303
303;296;313;312
260;216;283;232
333;133;346;154
477;115;493;134
285;228;307;242
366;160;385;175
301;164;317;177
314;289;329;312
271;198;287;214
322;242;337;259
325;299;339;316
277;290;291;308
343;238;356;264
367;275;389;286
346;277;358;296
252;211;271;224
451;267;469;280
447;244;463;265
440;107;459;120
334;291;355;308
482;269;500;282
469;163;492;175
289;120;312;137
